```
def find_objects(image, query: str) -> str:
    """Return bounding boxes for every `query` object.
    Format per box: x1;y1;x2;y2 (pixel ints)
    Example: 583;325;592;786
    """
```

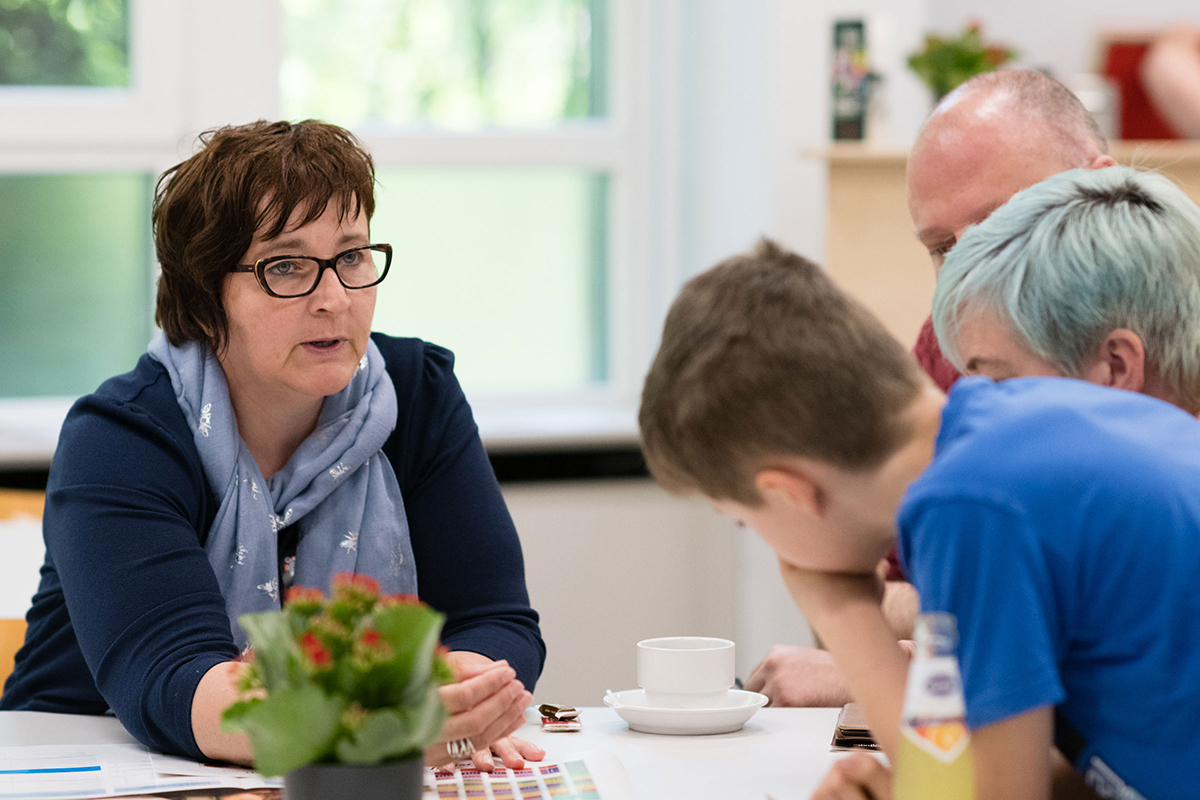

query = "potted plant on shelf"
222;573;454;800
907;23;1017;102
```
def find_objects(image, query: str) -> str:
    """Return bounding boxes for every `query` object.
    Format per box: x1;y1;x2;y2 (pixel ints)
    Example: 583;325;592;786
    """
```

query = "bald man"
908;70;1116;392
746;71;1117;709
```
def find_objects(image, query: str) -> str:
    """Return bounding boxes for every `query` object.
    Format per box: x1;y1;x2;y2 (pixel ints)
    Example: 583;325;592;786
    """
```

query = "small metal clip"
538;703;581;731
538;703;579;720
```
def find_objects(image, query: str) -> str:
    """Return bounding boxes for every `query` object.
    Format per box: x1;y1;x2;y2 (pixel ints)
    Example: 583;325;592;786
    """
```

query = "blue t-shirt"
1;334;544;760
898;377;1200;799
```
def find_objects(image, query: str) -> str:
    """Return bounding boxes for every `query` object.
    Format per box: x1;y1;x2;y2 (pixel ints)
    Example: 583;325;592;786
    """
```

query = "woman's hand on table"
430;652;545;771
810;753;891;800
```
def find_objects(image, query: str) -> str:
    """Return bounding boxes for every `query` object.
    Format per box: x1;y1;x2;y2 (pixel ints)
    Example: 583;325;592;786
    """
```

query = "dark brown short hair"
639;239;925;505
153;120;376;352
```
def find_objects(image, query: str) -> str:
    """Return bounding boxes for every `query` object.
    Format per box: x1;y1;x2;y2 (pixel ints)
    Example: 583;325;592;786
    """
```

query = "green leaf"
334;709;415;763
402;611;448;704
371;605;447;707
406;684;451;749
334;691;448;764
238;611;303;692
231;685;347;776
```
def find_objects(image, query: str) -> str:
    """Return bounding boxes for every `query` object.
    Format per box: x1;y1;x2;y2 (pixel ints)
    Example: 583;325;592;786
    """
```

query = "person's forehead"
954;307;1057;374
907;122;1065;239
956;310;1019;355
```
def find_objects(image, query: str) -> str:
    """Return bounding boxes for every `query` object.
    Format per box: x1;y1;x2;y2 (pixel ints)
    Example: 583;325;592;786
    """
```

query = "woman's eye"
265;260;298;276
338;251;363;267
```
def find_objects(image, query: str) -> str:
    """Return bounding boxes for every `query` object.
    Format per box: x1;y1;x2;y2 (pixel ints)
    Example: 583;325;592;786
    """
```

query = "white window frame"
0;0;682;455
0;2;186;149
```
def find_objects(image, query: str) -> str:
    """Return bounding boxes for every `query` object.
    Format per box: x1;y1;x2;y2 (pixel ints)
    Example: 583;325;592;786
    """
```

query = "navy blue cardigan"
1;334;544;758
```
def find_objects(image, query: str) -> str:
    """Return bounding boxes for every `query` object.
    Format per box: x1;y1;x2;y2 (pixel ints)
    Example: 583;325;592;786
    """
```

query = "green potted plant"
222;573;454;800
907;23;1017;101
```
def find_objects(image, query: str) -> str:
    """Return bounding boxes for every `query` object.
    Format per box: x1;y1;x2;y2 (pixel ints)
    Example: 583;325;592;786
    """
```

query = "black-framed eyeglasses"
228;243;393;298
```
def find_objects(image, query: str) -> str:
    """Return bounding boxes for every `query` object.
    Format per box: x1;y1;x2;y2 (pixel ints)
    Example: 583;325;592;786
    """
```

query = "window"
281;0;605;129
370;168;608;394
0;0;158;400
280;0;624;402
2;0;665;439
0;172;152;397
0;0;129;87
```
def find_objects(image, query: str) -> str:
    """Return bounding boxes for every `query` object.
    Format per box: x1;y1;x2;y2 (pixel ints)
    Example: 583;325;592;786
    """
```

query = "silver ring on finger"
446;737;476;761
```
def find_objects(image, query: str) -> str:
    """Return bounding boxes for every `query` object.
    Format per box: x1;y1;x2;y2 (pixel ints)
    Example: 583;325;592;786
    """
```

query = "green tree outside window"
0;0;129;87
282;0;605;129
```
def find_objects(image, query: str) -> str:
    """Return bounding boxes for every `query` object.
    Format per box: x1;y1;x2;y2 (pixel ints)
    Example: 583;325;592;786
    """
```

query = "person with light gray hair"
933;165;1200;415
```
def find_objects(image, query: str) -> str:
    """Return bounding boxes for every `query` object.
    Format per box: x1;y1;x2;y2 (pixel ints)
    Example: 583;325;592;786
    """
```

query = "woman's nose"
308;264;351;310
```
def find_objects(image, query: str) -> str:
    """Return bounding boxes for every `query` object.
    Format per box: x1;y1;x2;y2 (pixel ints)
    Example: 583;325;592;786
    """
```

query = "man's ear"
1089;153;1118;170
754;465;827;518
1081;329;1146;393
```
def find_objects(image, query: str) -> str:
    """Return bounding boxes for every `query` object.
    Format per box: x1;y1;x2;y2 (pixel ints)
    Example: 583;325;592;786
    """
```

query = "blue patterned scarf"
148;333;418;649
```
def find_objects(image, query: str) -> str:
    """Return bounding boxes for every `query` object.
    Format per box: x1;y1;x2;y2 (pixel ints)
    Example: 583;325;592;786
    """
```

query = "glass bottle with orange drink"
893;612;976;799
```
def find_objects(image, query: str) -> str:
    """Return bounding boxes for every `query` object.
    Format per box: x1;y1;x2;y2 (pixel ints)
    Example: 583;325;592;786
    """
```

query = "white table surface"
0;707;861;800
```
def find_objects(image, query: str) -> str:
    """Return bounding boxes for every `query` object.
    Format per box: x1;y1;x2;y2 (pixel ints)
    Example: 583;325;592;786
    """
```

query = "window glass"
281;0;606;129
0;173;152;397
369;168;608;394
0;0;130;87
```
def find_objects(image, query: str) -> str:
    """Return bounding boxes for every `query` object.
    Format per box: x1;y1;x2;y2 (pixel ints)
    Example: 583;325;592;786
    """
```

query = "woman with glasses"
1;120;546;771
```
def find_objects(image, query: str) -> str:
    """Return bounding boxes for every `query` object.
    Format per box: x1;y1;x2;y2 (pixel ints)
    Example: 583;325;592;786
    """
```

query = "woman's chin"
294;365;360;399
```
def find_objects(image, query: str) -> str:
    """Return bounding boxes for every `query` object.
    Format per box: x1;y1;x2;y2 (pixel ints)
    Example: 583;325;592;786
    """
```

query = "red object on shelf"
1103;41;1181;140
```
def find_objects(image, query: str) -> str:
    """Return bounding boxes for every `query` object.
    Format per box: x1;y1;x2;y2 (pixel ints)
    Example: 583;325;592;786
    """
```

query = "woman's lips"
301;338;345;354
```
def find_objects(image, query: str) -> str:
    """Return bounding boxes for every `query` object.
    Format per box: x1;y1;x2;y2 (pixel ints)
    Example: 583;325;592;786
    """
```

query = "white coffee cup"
637;636;735;708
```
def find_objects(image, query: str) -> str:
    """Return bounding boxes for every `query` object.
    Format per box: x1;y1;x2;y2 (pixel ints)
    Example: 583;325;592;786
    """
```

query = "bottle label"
901;717;971;764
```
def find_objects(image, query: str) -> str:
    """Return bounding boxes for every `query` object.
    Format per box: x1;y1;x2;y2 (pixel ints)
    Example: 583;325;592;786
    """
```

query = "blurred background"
1;0;1198;704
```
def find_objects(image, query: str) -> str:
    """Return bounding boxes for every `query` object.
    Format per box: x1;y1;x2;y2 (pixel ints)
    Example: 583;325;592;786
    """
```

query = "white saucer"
603;689;768;735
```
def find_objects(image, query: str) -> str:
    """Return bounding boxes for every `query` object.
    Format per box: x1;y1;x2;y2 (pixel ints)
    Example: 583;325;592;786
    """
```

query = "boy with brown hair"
640;239;1200;799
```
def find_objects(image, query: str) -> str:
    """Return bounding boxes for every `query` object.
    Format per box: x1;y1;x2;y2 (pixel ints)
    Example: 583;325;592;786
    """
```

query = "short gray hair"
933;166;1200;411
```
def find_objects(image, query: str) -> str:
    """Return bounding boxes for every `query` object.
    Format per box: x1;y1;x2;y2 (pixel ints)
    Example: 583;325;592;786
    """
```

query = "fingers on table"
472;747;497;771
744;660;768;694
812;754;892;800
490;734;546;770
508;735;546;761
746;644;806;699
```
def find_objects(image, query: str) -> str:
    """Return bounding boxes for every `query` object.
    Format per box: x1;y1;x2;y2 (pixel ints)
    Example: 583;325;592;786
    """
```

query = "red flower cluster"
360;627;383;648
285;586;324;604
333;573;381;593
377;593;421;607
299;631;332;668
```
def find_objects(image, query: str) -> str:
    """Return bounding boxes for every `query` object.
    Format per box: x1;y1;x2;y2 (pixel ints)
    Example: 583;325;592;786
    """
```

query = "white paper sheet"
0;743;281;800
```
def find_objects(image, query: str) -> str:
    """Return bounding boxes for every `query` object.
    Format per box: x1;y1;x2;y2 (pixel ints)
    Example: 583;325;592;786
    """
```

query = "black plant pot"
284;758;424;800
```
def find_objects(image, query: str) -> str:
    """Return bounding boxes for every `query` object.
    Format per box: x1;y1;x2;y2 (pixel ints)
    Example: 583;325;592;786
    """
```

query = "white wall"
505;479;739;703
675;0;772;282
927;0;1200;85
505;477;821;704
764;0;932;266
